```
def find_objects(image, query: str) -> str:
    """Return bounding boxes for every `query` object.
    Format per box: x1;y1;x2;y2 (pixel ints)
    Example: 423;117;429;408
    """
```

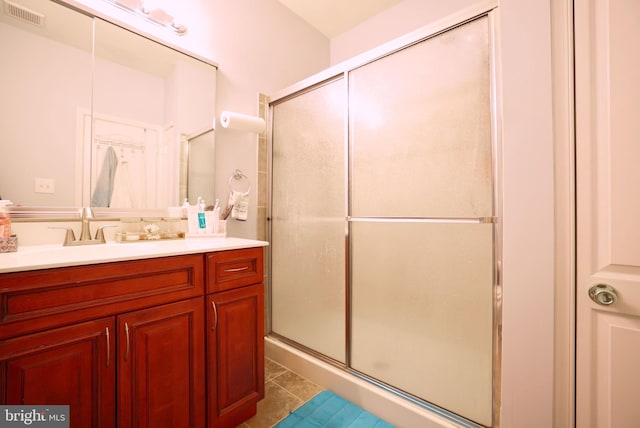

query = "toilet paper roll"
219;111;265;133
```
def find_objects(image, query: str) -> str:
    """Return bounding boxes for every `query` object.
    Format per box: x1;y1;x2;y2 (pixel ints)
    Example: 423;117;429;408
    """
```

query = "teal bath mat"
275;391;395;428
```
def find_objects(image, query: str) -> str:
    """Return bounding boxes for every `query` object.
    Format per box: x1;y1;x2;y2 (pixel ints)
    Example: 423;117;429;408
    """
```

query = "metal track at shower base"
266;333;486;428
348;216;498;224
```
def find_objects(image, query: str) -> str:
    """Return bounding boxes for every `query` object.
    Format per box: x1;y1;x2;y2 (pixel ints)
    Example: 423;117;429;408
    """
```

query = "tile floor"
237;358;324;428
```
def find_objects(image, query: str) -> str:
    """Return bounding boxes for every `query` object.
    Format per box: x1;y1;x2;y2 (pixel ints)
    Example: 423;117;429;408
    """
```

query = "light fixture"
102;0;187;35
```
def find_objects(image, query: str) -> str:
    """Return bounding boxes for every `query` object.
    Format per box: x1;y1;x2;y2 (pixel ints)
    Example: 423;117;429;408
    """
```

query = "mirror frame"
6;0;218;222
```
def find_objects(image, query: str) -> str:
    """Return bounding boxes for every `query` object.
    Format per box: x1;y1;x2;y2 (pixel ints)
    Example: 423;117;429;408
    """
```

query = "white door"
575;0;640;427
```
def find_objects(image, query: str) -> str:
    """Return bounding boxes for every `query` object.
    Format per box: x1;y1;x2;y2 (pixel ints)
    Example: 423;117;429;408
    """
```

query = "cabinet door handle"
105;327;111;368
211;301;218;331
224;266;249;273
124;322;130;362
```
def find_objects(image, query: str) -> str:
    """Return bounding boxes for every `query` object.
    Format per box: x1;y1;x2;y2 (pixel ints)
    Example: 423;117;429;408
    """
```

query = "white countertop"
0;237;268;274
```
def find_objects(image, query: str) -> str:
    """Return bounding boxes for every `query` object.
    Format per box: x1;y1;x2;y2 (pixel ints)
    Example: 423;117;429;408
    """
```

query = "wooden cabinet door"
118;297;205;428
0;318;116;428
207;284;264;428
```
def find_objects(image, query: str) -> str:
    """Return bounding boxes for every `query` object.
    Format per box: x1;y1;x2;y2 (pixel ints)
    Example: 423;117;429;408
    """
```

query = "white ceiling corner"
276;0;404;38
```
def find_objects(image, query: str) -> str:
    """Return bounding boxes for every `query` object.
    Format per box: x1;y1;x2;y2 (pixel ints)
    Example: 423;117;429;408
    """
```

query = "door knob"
588;284;618;306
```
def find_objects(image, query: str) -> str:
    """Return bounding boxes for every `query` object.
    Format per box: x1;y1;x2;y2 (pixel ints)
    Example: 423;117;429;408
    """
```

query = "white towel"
227;191;249;221
110;160;137;208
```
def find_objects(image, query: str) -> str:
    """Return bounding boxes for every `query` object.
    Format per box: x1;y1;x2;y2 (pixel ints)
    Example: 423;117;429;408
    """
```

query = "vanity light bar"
102;0;187;35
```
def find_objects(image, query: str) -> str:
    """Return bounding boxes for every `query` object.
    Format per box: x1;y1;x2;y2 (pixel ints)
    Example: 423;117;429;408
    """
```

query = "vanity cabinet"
0;246;265;428
206;247;265;428
0;254;205;428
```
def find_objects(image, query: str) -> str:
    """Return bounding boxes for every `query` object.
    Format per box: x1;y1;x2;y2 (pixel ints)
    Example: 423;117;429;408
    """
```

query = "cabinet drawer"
206;247;263;293
0;254;204;339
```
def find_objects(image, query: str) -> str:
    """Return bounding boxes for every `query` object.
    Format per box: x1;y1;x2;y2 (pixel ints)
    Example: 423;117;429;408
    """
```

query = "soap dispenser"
0;200;12;238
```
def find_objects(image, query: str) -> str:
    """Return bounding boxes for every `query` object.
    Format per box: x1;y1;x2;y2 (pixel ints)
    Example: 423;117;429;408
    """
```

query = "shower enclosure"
269;11;499;428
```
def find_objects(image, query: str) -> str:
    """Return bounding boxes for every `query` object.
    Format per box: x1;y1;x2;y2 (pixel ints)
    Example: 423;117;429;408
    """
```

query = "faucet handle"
95;225;118;243
49;226;77;246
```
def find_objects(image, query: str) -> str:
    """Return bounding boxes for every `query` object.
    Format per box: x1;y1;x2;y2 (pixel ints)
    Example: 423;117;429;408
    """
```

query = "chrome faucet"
49;207;116;246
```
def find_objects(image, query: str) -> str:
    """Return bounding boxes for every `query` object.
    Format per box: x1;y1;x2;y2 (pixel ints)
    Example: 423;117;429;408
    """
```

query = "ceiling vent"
3;0;45;27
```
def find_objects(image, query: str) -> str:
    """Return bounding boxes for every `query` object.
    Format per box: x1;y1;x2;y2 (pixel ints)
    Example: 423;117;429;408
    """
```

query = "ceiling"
276;0;404;38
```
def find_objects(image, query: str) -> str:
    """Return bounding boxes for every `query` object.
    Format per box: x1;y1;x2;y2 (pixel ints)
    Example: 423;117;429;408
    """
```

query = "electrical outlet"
35;178;55;194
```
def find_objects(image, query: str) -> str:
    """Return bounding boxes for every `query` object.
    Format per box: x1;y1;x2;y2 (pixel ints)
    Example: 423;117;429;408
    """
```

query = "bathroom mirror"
0;0;217;217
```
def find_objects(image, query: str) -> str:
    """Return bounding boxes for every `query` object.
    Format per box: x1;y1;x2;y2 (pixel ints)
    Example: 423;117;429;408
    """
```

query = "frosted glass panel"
350;221;494;426
271;78;346;363
269;13;496;426
350;17;492;218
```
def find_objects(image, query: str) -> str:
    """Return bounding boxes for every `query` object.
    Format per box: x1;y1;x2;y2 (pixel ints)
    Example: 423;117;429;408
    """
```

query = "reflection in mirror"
179;129;216;206
0;0;217;217
0;0;93;206
88;18;216;210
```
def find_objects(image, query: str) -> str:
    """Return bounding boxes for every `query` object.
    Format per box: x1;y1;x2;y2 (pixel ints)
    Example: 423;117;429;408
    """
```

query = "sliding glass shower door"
270;14;496;427
271;77;347;363
349;17;494;426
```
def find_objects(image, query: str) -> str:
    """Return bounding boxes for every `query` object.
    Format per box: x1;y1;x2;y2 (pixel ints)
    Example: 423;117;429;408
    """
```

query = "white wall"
330;0;484;65
498;1;556;425
331;1;557;427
